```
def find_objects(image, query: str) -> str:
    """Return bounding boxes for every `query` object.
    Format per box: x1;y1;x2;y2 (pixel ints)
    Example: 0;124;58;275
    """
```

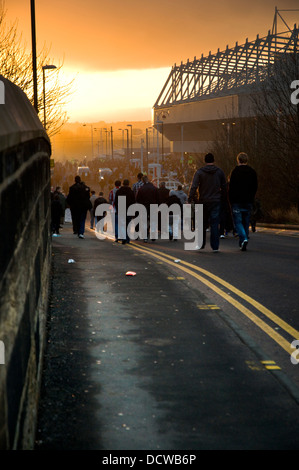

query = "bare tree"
249;50;299;213
0;4;74;136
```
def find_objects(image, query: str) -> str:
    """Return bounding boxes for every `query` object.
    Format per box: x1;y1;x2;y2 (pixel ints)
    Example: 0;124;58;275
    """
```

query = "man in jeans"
229;152;258;251
188;153;226;252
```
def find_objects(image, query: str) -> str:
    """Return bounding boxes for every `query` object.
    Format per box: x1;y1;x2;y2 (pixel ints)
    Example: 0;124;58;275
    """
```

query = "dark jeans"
71;208;87;235
231;203;252;244
78;210;87;236
202;201;221;250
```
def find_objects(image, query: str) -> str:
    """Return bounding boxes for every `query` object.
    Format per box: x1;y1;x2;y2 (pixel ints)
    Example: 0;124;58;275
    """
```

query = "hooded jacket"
188;165;227;203
229;165;258;204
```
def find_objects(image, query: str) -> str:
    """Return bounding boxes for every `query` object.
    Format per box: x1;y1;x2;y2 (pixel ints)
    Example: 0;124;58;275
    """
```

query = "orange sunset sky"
4;0;299;123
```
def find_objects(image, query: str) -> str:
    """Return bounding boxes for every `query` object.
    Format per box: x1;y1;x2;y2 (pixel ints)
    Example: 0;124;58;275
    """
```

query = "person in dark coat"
66;176;92;238
93;192;108;231
157;181;170;204
166;192;182;241
188;153;226;252
51;193;63;235
136;176;159;241
229;152;258;251
115;179;135;244
157;182;170;232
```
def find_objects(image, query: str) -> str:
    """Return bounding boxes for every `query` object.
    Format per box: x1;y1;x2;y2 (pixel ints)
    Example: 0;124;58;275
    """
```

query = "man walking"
115;179;135;244
229;152;258;251
188;153;226;252
67;176;92;238
136;175;159;241
132;172;144;199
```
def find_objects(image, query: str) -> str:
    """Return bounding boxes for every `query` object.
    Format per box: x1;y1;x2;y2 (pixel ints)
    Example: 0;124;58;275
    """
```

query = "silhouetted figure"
229;152;258;251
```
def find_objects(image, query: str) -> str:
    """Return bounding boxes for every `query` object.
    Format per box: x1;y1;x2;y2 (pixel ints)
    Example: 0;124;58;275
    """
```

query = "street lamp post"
30;0;38;112
83;123;94;158
118;128;125;155
110;126;114;161
156;120;164;164
94;128;102;157
127;124;133;158
146;127;151;175
124;128;129;160
103;128;108;157
42;64;57;130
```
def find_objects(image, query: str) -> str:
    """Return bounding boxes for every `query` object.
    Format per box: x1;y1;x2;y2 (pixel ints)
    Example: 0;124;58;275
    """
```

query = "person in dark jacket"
188;153;226;252
115;179;135;244
166;192;182;241
157;182;170;232
136;176;159;241
51;193;63;235
66;176;92;238
93;191;108;231
229;152;258;251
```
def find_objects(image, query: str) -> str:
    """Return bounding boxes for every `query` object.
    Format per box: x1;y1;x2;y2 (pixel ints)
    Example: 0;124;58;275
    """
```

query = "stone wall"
0;76;51;449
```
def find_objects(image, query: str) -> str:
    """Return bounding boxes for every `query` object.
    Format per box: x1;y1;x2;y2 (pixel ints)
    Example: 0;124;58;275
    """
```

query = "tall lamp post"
30;0;38;112
145;127;151;175
42;64;57;130
83;123;94;158
110;126;114;161
127;124;133;158
156;120;164;164
124;128;129;160
103;128;108;157
118;129;125;155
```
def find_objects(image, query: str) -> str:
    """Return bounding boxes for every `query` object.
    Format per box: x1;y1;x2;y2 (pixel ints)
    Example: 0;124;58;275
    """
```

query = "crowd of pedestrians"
51;151;258;252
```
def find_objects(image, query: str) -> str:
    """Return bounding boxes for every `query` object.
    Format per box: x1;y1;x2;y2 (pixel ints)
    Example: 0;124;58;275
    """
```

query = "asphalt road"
133;226;299;388
35;222;299;451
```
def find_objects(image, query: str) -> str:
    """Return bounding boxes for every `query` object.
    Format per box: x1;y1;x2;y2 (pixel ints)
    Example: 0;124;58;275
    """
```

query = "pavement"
35;220;299;451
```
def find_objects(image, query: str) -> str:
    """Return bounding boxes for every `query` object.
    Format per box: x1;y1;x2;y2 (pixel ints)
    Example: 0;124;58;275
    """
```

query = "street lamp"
83;123;94;158
110;126;114;161
123;128;129;160
127;124;133;158
94;128;102;157
145;127;152;174
156;120;164;164
42;64;57;130
118;128;125;155
31;0;38;112
103;128;109;157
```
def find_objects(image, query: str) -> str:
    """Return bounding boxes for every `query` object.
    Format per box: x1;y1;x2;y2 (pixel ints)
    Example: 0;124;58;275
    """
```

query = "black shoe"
241;240;248;251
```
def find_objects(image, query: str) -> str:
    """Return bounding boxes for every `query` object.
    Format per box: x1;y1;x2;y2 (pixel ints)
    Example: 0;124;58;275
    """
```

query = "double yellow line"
129;241;299;357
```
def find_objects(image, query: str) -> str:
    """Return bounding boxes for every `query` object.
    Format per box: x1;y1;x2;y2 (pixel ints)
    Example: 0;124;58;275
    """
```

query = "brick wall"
0;76;51;449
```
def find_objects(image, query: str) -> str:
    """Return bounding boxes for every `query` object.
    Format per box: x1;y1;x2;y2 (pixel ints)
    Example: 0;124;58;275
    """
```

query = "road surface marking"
129;242;297;357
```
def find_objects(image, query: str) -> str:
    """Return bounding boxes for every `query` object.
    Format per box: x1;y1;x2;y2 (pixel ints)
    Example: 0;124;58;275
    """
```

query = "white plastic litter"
68;259;76;263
